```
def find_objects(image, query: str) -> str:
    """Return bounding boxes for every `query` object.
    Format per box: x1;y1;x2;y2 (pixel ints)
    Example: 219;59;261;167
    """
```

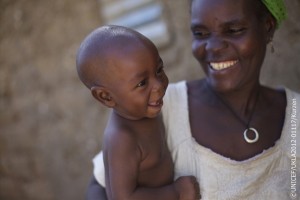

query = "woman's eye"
228;27;246;35
192;29;210;38
137;79;146;87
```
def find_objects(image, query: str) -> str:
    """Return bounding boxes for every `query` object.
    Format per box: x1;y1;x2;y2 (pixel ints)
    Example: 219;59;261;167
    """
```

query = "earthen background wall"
0;0;299;200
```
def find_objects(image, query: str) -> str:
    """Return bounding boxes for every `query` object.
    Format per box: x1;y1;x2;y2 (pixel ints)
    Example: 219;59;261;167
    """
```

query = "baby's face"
105;40;169;120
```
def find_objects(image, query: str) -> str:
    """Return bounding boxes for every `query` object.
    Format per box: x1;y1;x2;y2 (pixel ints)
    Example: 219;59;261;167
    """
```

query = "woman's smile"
210;60;238;71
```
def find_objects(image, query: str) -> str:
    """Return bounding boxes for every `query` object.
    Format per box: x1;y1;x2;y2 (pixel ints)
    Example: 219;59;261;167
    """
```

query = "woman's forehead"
191;0;255;13
190;0;256;24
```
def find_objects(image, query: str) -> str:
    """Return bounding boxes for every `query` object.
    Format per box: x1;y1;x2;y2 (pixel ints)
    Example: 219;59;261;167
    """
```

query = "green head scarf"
261;0;287;27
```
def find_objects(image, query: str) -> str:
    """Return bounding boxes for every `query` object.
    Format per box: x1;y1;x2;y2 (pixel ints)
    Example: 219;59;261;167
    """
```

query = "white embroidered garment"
93;81;300;200
162;81;300;200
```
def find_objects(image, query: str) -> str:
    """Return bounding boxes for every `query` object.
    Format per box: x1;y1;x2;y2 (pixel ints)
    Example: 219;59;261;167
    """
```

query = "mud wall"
0;0;299;199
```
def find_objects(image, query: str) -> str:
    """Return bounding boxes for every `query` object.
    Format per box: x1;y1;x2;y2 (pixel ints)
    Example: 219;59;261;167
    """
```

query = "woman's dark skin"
188;0;286;161
86;0;287;198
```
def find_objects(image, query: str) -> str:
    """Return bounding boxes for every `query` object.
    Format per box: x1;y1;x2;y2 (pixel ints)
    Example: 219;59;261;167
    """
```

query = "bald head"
76;25;153;89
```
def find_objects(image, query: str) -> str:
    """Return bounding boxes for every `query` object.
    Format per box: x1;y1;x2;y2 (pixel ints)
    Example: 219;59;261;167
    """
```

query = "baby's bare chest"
136;132;174;187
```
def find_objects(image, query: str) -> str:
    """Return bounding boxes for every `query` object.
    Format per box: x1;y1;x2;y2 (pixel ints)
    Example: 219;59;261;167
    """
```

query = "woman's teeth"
210;60;238;70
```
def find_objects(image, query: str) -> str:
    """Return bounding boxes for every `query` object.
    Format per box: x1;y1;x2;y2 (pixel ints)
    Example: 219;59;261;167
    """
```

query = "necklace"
207;84;260;144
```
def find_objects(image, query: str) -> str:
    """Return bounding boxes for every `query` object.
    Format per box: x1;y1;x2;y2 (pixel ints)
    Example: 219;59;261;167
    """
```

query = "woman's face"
191;0;272;92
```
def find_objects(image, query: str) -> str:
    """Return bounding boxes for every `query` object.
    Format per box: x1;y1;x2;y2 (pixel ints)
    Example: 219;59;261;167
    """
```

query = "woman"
87;0;300;199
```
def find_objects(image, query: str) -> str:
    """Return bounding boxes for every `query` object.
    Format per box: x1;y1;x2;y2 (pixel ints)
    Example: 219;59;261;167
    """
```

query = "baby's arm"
103;129;200;200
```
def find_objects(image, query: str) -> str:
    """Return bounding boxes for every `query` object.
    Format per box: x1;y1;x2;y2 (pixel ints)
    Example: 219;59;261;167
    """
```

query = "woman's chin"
206;79;238;93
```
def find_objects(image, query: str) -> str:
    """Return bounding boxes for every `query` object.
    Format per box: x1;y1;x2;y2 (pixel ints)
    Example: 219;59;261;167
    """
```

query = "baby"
76;25;200;200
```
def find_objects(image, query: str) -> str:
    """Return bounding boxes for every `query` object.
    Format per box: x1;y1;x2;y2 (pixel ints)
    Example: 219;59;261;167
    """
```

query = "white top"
93;81;300;200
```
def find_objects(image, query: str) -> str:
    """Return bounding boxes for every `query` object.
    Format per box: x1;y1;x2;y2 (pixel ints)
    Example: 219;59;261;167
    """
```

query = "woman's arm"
86;175;107;200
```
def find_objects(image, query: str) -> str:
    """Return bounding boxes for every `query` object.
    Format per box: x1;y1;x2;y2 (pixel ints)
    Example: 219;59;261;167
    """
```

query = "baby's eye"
137;79;147;87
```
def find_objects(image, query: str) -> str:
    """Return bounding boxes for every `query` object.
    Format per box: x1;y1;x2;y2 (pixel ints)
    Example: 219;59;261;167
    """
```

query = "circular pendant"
243;128;259;143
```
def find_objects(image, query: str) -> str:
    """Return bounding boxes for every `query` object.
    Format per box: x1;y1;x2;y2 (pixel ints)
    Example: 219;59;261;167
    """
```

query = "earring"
269;38;275;53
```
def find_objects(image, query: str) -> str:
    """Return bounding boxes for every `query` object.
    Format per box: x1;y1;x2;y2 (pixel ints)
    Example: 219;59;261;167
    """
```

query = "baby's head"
76;25;169;120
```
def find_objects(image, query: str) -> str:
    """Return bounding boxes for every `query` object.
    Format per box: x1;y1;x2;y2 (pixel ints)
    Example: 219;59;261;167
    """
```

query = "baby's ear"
91;86;115;108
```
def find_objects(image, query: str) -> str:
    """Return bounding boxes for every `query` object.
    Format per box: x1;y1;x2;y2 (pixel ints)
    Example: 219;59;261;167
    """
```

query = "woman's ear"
91;86;116;108
265;14;276;41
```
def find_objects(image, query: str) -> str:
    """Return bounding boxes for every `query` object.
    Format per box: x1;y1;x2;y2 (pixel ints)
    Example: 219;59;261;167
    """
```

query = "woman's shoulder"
284;87;300;100
167;80;187;92
164;80;187;102
163;80;187;114
283;87;300;120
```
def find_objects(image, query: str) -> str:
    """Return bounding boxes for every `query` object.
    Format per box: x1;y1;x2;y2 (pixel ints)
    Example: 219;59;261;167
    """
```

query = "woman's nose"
205;36;228;52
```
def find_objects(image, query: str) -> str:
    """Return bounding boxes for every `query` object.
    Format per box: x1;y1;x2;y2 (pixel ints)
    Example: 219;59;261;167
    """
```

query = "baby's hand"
173;176;201;200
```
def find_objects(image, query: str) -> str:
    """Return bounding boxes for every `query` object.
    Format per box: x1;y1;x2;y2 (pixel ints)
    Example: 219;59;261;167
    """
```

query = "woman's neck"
205;80;262;118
